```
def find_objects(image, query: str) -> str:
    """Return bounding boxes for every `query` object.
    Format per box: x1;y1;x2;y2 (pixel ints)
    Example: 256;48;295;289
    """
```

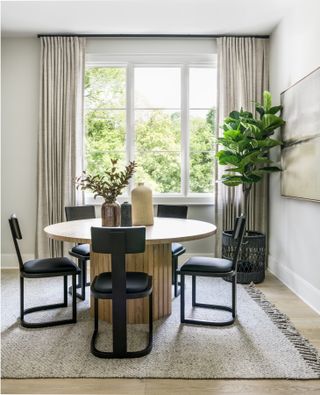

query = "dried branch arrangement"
76;159;137;203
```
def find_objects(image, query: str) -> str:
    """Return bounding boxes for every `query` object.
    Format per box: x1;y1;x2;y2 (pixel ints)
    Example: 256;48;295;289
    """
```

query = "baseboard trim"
1;254;34;269
268;255;320;315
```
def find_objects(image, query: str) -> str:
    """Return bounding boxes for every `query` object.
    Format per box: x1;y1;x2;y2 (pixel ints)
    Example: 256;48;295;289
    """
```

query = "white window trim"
84;53;216;206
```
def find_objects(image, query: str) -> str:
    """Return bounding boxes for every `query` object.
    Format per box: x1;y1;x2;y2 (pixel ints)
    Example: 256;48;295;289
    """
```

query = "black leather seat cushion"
93;272;150;294
23;257;80;274
71;243;90;256
172;242;185;255
180;256;233;274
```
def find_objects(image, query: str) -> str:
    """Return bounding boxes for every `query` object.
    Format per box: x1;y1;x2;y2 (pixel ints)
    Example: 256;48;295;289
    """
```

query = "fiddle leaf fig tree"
216;91;285;217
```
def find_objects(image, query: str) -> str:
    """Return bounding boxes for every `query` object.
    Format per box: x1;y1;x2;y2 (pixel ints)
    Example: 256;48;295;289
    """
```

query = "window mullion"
126;63;135;194
181;64;189;197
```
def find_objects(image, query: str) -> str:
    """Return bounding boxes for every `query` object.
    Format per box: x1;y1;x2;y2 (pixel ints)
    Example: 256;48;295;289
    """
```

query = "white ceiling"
1;0;295;38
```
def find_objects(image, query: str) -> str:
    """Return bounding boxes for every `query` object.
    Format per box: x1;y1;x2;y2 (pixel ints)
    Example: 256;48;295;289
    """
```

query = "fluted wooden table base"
90;243;172;323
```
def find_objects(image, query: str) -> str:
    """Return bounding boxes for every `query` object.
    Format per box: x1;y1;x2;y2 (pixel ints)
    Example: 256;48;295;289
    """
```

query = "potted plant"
76;158;137;226
216;91;285;283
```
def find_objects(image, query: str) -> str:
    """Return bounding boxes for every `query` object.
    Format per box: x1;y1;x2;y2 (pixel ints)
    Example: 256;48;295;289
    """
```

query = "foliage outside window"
84;63;216;200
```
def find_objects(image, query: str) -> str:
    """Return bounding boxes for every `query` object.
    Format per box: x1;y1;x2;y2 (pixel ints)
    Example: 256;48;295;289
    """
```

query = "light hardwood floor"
2;271;320;395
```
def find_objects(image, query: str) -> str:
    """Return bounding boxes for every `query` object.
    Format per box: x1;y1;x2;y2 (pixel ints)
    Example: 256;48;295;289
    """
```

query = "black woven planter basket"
222;230;266;284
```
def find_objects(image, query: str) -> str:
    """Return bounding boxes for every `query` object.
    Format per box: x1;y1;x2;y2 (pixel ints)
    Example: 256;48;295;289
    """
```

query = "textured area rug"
1;270;320;379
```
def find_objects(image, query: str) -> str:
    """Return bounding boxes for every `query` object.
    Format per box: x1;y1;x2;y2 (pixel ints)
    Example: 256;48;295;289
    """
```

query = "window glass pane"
85;109;126;175
85;67;126;109
189;152;215;193
135;68;180;108
85;151;126;178
135;110;181;152
135;152;181;193
189;68;217;108
189;109;215;152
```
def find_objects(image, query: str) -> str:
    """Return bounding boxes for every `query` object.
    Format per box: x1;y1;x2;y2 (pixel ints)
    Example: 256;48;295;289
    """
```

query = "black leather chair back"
232;216;246;270
65;205;96;221
91;226;145;255
91;227;146;300
157;205;188;219
8;214;24;271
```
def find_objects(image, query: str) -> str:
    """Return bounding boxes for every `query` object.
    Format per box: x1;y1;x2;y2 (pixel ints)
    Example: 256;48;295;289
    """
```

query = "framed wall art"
280;66;320;202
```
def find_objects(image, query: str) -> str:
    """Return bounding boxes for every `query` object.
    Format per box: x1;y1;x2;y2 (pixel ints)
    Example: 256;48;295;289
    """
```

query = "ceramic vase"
131;183;154;225
121;201;132;226
101;201;121;227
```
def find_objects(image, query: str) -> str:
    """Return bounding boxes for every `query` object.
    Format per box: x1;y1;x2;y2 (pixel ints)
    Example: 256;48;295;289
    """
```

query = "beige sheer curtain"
215;37;269;255
36;37;86;257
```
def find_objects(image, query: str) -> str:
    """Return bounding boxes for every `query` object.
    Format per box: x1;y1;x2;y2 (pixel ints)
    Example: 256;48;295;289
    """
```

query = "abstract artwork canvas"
281;66;320;202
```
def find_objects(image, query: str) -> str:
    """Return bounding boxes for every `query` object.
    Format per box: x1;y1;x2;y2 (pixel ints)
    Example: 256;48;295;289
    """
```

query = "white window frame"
84;53;216;205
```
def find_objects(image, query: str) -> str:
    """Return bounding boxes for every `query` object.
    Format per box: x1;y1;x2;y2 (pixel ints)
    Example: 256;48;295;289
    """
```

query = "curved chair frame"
90;226;153;358
157;204;188;297
180;216;246;326
9;214;78;329
65;205;96;300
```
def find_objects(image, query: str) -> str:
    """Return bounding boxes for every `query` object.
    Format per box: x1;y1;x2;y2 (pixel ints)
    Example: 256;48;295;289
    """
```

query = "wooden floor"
2;271;320;395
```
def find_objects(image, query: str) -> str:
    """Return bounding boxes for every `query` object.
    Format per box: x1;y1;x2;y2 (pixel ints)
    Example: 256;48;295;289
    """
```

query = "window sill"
84;194;214;206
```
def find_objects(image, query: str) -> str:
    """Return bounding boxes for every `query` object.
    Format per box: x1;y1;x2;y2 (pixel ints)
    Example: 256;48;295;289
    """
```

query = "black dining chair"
65;205;96;300
90;226;153;358
180;216;246;326
157;204;188;297
9;214;79;328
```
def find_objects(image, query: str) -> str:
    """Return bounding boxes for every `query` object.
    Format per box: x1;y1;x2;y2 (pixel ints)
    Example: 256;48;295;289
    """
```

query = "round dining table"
44;217;216;324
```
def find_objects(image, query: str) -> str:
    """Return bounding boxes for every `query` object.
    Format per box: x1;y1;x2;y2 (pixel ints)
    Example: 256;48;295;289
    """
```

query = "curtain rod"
37;33;269;39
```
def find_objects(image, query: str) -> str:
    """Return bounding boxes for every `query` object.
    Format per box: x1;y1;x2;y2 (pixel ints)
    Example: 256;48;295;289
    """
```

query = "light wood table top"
44;217;217;245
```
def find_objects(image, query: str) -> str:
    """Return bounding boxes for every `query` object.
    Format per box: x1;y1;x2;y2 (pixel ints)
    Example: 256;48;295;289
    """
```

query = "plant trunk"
242;184;251;226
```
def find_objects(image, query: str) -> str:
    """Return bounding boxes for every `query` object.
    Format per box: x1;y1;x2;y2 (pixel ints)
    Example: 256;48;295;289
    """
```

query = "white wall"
1;37;215;268
1;38;40;267
269;0;320;313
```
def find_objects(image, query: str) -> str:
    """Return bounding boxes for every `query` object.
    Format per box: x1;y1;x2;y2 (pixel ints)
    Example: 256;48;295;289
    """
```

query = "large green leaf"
255;138;282;148
268;105;282;115
262;114;285;131
216;151;241;166
229;111;240;119
258;166;281;172
221;174;243;186
223;129;243;141
263;91;272;111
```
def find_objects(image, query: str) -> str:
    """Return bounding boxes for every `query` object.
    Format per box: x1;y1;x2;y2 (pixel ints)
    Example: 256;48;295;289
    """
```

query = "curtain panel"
36;36;86;257
215;37;269;256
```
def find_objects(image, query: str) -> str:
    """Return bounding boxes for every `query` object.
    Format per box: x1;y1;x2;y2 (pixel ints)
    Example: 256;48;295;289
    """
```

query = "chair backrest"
157;205;188;219
91;226;146;295
8;214;24;271
232;215;246;270
65;205;96;221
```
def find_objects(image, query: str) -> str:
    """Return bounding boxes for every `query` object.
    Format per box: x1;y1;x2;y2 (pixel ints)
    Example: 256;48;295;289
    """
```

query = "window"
84;56;216;203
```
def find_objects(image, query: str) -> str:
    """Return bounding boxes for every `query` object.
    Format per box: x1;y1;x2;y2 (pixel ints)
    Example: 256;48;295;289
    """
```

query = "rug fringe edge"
244;282;320;377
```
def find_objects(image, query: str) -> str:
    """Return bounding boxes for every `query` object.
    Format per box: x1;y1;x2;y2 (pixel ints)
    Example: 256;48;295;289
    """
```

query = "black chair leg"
149;293;153;345
69;259;89;300
20;274;77;329
72;274;77;323
91;293;153;359
20;276;24;322
232;275;237;318
172;255;181;298
192;275;196;306
180;274;236;327
63;275;68;305
180;274;185;323
112;294;127;357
